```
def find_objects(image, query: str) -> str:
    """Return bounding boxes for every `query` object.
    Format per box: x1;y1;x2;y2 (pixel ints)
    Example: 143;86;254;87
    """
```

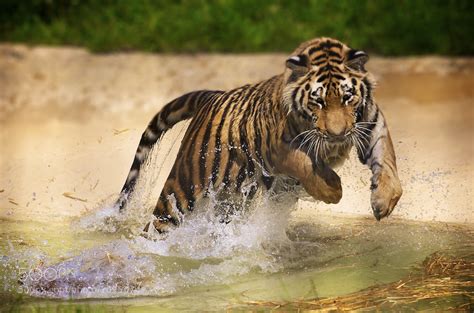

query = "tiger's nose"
326;125;347;137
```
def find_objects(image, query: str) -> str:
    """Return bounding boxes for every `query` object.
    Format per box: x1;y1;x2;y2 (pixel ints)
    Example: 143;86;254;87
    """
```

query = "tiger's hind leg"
213;187;257;224
143;193;181;234
144;168;204;233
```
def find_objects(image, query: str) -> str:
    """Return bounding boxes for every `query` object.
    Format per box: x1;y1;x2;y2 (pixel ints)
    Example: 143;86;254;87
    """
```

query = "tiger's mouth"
318;129;354;145
325;134;349;143
291;127;354;158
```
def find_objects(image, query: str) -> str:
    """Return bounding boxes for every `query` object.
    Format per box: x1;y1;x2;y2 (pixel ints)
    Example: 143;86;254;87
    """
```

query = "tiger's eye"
343;94;352;102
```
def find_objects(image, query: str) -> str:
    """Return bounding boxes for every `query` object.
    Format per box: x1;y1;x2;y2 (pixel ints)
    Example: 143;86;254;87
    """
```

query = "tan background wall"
0;45;472;224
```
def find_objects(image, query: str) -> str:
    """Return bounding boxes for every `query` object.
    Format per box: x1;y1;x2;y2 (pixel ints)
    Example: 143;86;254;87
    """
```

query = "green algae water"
1;200;472;312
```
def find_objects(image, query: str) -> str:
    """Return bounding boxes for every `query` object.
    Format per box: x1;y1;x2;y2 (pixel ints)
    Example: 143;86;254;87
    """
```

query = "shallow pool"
1;199;472;311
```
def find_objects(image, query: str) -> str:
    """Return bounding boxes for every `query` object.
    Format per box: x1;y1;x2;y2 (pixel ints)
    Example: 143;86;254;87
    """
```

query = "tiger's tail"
116;90;220;212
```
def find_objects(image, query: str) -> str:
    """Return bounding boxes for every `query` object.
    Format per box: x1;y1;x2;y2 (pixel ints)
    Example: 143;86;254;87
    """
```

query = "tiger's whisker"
355;125;374;133
356;121;377;125
353;127;371;139
290;129;313;146
297;131;316;151
351;134;364;155
353;129;371;146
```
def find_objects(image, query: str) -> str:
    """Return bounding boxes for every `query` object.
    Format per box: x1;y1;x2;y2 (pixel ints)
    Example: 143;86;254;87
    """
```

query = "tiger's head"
282;37;374;152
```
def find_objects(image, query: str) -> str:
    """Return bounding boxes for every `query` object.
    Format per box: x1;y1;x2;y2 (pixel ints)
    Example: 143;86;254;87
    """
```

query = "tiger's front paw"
370;170;402;220
315;167;343;204
318;179;342;204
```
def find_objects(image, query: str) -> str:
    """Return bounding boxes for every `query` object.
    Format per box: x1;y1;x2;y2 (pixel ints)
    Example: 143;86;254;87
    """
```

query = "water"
1;193;472;311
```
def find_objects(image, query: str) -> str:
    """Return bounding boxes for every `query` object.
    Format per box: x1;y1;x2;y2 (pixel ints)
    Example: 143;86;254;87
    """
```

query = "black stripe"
262;175;274;190
187;91;201;111
239;132;255;179
158;193;167;211
366;108;379;133
222;88;246;189
222;159;234;189
254;127;265;168
299;88;306;108
319;40;343;50
356;86;365;122
363;78;373;105
170;93;188;111
211;97;234;185
246;185;258;199
314;60;327;66
265;127;274;168
139;130;160;146
330;58;343;64
357;107;379;163
249;93;267;170
371;161;383;170
235;166;247;191
185;95;217;192
311;52;326;61
316;65;332;76
309;47;320;56
329;66;343;73
327;50;341;58
198;96;224;189
130;156;141;170
178;167;195;211
361;134;385;164
239;84;255;105
317;74;328;82
148;114;160;133
291;88;300;111
331;73;345;81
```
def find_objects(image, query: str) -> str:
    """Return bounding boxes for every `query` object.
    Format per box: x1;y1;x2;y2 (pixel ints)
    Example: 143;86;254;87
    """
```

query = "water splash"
16;188;300;299
16;120;301;298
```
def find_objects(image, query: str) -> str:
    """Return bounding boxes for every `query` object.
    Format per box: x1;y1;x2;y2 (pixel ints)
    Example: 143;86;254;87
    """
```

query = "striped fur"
116;37;402;232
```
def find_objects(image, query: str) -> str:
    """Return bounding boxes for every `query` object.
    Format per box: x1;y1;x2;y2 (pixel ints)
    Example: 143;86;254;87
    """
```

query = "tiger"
115;37;403;233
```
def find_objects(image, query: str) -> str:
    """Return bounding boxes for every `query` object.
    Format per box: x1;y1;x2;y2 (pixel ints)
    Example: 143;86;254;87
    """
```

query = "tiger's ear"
286;54;310;72
346;49;369;72
286;54;309;81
